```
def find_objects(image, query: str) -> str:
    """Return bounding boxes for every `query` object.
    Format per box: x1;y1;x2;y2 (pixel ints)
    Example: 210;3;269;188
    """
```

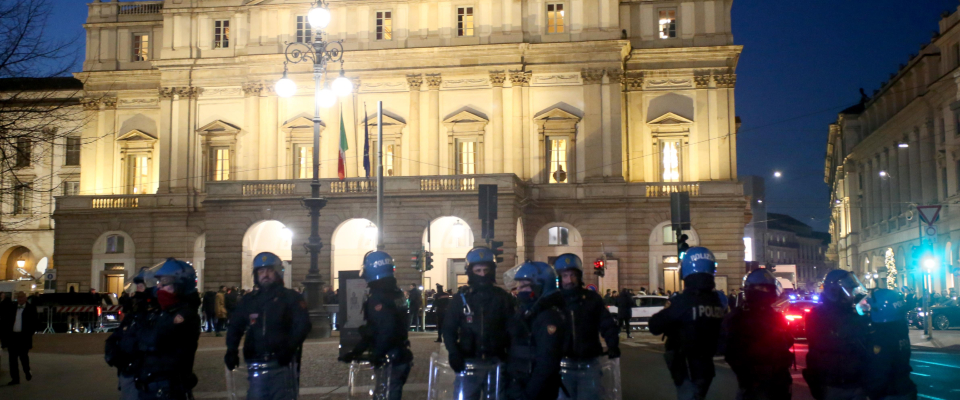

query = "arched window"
548;226;569;246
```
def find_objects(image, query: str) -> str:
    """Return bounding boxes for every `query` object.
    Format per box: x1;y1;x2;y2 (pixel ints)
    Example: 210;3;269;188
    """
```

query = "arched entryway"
422;217;474;293
242;220;293;290
648;221;700;294
91;231;136;294
1;246;36;280
330;218;378;290
533;222;583;264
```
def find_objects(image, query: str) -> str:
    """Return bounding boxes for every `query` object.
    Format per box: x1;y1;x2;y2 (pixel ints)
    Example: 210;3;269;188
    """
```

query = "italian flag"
338;108;348;180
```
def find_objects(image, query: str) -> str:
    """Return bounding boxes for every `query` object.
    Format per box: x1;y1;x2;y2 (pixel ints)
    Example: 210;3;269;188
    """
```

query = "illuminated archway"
331;218;378;290
242;220;293;290
422;217;474;293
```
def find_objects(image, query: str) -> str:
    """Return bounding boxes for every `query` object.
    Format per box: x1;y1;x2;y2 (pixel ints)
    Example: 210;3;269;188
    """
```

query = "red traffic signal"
593;259;605;277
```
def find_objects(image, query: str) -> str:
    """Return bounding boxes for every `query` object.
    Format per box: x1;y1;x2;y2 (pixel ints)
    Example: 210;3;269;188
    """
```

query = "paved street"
1;329;959;399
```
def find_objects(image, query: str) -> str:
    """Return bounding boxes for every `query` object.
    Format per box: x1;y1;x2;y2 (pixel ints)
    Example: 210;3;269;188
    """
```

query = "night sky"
42;0;960;232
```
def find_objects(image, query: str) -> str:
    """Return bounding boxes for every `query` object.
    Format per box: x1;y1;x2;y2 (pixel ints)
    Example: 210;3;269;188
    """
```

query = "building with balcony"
764;213;831;289
45;0;746;295
825;6;960;293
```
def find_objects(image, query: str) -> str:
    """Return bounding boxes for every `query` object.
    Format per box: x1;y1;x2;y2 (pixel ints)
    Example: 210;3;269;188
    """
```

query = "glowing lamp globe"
275;77;297;98
317;88;337;108
332;76;353;97
308;7;332;29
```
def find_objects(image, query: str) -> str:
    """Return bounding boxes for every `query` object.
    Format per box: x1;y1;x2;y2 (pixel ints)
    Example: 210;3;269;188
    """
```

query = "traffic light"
425;251;434;271
593;259;605;277
491;241;504;263
411;249;423;271
677;233;690;259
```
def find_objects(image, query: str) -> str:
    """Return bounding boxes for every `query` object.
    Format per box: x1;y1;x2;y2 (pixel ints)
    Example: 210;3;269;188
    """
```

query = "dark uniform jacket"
560;288;619;360
136;297;201;389
106;292;156;376
616;293;633;320
226;284;311;365
721;303;794;389
805;300;870;389
443;284;515;360
352;287;413;365
0;302;38;350
863;320;917;399
649;276;726;385
506;292;566;400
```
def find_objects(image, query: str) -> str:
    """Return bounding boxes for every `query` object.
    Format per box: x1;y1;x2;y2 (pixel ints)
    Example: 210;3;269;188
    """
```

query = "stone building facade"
825;6;960;293
48;0;746;294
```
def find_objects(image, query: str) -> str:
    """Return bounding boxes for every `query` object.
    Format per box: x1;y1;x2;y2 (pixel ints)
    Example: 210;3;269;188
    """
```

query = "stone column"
909;129;922;203
406;75;423;176
624;73;644;182
158;88;175;193
79;98;101;194
863;160;874;227
243;82;263;181
603;69;624;181
845;161;862;231
879;149;890;221
896;138;910;211
509;71;529;178
582;68;605;182
425;74;442;175
888;144;901;217
94;98;117;194
490;71;506;174
873;156;882;225
920;121;937;204
260;87;279;179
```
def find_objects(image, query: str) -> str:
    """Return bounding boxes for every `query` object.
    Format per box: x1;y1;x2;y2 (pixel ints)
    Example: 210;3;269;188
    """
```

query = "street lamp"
16;258;25;269
276;0;352;338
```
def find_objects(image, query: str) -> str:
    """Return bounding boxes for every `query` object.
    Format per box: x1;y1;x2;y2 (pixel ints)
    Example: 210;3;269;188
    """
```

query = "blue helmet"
252;252;283;286
362;251;395;283
868;288;907;323
822;269;866;304
553;253;583;274
466;247;496;267
154;258;197;294
742;268;782;301
680;247;717;279
514;261;558;298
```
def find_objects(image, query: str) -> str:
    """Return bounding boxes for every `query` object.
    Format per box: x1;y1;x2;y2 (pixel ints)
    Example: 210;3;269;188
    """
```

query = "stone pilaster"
509;71;529;178
425;74;442;175
406;75;423;176
581;68;605;182
490;71;506;174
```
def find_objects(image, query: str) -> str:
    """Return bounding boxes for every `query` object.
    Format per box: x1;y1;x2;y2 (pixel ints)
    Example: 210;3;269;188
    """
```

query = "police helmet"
742;268;782;302
867;288;907;323
465;247;497;273
680;247;717;279
822;269;866;304
362;251;395;283
553;253;583;274
514;261;558;298
154;258;197;294
252;252;284;285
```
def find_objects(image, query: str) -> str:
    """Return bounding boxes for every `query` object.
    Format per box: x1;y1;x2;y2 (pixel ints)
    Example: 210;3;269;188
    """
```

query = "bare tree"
0;0;90;242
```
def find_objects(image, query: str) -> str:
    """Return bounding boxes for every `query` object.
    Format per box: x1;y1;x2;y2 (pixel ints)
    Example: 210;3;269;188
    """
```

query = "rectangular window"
127;155;150;194
943;167;949;200
659;9;677;39
546;3;565;34
12;185;30;214
214;20;230;48
456;140;477;175
547;138;568;183
65;137;81;166
384;143;396;176
64;181;80;196
457;7;475;37
15;137;30;167
661;140;681;182
212;147;230;181
295;144;313;179
296;16;313;43
106;235;125;254
132;33;149;61
376;11;392;40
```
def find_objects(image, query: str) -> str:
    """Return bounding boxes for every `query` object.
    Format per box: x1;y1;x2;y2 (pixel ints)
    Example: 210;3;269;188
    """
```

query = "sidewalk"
910;328;960;352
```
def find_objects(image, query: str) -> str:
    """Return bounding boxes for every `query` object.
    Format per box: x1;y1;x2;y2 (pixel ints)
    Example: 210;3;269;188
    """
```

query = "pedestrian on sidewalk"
2;291;39;385
616;289;633;338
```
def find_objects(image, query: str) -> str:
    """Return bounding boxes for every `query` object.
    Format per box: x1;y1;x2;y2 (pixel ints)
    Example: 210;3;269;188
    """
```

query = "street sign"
925;225;938;239
586;284;598;292
917;205;942;226
44;269;57;281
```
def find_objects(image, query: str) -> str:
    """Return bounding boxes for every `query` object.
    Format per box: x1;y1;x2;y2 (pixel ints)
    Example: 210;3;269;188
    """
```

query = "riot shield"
224;364;248;400
428;352;501;400
558;357;621;400
348;360;393;400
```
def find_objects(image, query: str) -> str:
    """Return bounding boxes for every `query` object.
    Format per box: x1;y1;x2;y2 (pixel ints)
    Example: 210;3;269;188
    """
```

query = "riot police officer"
135;258;201;400
803;269;869;400
553;253;620;400
225;252;311;400
442;246;515;400
649;247;726;400
864;289;917;400
105;268;157;400
505;261;566;400
338;251;412;400
722;269;794;400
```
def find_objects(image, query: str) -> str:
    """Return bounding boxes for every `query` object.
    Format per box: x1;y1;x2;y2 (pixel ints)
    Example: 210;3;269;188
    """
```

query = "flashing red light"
97;306;102;316
804;309;811;313
785;314;802;321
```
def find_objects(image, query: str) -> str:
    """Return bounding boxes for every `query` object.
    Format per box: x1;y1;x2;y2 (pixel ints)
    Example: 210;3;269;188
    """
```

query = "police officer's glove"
607;347;621;359
224;351;240;371
449;352;466;373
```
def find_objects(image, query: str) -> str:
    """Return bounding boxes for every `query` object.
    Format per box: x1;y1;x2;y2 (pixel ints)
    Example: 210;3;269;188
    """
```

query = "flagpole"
376;101;384;250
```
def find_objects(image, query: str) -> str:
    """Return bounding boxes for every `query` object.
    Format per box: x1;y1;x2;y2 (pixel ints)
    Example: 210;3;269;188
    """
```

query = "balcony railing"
420;177;476;191
87;1;163;23
645;183;700;197
331;180;376;193
242;183;296;196
93;197;138;209
118;3;162;15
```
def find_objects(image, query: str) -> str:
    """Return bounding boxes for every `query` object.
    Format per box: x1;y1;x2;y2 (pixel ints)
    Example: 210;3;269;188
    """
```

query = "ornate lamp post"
275;0;352;338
